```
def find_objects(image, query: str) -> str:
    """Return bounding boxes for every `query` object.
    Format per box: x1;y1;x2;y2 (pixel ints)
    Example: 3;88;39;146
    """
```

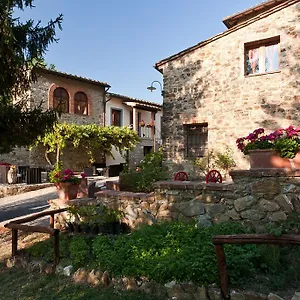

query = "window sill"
245;70;281;78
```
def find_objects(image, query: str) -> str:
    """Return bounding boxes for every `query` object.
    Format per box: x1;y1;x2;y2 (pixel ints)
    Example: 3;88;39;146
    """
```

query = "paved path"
0;186;57;224
0;176;118;225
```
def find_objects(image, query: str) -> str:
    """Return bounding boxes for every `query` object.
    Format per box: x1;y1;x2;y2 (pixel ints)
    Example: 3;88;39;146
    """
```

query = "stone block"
207;287;222;300
240;209;266;221
251;180;280;199
259;199;280;212
73;268;88;284
227;209;241;220
206;203;226;218
231;290;246;300
267;293;284;300
274;194;294;212
234;196;256;212
243;291;267;300
182;199;206;217
267;211;287;222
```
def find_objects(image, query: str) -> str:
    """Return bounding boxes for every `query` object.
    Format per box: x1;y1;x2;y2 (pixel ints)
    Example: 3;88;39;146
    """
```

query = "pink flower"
64;169;73;175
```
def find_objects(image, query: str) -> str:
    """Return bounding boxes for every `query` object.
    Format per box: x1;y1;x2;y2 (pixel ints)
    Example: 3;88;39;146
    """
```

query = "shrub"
194;147;236;177
121;149;167;192
69;236;90;268
92;221;257;284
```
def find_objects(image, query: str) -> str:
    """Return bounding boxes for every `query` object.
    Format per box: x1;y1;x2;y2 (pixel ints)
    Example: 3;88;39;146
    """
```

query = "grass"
0;266;163;300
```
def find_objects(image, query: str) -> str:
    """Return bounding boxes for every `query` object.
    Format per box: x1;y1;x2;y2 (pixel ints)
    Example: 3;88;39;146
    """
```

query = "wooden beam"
5;208;67;225
212;234;300;245
5;223;57;235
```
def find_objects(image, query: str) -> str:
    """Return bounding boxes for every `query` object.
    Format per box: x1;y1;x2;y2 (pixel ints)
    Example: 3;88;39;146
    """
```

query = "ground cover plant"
23;218;300;295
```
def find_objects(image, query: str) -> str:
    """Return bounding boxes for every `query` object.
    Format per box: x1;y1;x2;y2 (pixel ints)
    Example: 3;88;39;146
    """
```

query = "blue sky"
18;0;262;104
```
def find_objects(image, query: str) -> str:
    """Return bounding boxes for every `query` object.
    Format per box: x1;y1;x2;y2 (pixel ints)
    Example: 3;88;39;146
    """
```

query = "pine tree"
0;0;63;153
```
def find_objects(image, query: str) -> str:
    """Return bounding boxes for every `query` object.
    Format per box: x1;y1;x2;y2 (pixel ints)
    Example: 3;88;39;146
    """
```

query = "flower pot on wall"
249;150;300;170
56;182;79;202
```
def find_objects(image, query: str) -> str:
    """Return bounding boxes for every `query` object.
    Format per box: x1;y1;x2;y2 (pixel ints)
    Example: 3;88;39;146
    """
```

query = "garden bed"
20;219;300;299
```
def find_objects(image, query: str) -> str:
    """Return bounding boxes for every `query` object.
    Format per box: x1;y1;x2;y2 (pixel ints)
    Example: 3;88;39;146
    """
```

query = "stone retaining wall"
0;183;54;198
51;170;300;229
94;170;300;229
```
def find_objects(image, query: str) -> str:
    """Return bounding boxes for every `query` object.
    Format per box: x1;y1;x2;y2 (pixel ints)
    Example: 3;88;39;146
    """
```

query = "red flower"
81;172;86;179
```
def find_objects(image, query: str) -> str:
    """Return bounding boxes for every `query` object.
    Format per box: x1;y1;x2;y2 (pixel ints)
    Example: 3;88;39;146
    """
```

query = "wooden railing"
4;208;67;264
212;234;300;299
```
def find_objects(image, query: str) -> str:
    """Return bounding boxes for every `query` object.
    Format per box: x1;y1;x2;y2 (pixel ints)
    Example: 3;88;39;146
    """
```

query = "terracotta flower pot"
249;149;300;170
56;182;80;202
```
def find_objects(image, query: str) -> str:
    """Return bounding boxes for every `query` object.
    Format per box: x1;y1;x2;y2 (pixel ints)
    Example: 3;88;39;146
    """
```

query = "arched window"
53;87;69;113
74;92;88;115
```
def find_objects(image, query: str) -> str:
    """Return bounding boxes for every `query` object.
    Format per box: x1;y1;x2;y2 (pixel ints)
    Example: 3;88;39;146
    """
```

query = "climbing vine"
33;123;140;166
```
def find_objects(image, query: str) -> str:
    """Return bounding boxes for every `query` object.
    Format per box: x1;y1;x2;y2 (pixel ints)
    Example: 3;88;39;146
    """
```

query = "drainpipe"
103;86;111;126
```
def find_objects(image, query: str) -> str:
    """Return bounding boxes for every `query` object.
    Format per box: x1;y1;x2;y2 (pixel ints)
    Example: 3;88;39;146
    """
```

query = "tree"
0;0;63;154
33;123;140;167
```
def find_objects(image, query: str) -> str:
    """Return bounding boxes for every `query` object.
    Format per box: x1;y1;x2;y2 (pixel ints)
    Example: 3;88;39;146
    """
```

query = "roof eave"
154;0;296;71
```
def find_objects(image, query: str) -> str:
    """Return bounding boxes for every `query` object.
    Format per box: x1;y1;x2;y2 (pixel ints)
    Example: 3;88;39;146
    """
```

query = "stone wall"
159;2;300;176
92;170;300;229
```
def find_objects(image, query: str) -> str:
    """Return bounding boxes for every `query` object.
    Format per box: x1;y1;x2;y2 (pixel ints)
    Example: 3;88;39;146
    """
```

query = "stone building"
0;67;110;171
154;0;300;177
0;68;162;176
106;93;162;174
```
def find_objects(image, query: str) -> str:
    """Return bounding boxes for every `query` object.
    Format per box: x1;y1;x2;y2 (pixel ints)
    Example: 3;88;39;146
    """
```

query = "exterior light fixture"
147;81;164;96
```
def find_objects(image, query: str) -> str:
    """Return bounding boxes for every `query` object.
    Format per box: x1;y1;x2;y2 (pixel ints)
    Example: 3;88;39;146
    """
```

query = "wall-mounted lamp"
147;80;164;97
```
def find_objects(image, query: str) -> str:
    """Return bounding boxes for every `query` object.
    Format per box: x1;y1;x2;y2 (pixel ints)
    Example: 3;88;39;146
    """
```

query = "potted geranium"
51;167;86;202
236;126;300;169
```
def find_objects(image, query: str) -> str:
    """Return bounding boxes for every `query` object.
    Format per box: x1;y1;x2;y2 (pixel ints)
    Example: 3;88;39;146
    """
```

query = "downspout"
103;86;111;126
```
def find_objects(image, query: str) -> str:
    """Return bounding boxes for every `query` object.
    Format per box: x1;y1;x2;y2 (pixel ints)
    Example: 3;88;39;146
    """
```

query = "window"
144;146;153;157
74;92;88;115
245;36;280;75
185;123;208;158
53;87;69;113
111;109;122;126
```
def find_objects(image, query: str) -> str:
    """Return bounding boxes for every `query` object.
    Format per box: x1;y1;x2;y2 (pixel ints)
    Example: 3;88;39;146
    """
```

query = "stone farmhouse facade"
0;68;162;176
155;0;300;177
106;93;162;173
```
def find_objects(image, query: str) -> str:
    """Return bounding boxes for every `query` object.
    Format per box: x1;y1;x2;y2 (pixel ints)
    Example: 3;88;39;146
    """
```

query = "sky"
17;0;263;104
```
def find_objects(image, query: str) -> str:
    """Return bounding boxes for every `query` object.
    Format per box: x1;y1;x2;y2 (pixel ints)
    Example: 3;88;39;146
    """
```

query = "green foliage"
0;102;57;154
92;221;255;285
69;236;90;268
194;147;236;176
0;0;62;99
25;220;300;292
121;149;167;192
266;212;300;236
48;161;62;183
67;204;123;225
0;0;62;153
33;122;140;166
237;126;300;159
274;137;300;159
214;147;236;171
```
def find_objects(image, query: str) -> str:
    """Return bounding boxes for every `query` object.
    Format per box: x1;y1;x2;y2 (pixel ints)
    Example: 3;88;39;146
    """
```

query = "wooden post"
214;244;229;300
12;229;18;257
50;213;55;228
53;230;60;265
